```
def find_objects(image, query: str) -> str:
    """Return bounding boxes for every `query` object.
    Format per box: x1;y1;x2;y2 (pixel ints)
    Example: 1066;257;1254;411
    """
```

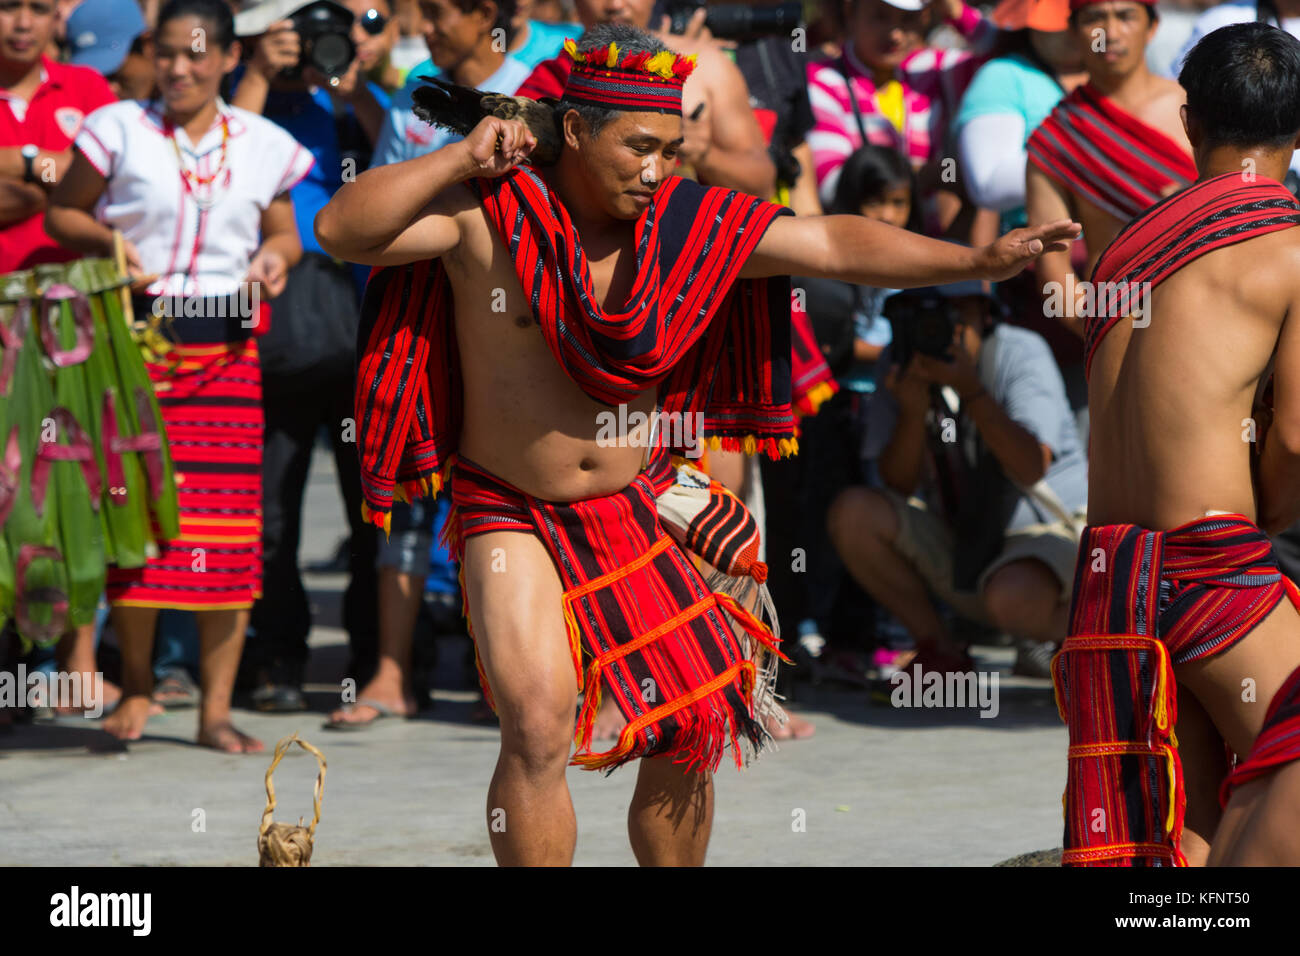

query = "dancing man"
1056;22;1300;866
316;23;1076;866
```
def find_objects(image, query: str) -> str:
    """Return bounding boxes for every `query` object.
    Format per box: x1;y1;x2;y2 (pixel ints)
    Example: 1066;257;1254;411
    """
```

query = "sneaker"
1012;640;1058;679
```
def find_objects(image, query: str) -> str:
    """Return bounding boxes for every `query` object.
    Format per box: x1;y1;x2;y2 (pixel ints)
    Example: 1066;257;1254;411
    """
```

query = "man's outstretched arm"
740;213;1080;286
315;116;537;265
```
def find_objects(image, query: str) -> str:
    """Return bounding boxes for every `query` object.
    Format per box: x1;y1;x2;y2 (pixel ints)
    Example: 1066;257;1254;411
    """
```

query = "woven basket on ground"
258;733;326;867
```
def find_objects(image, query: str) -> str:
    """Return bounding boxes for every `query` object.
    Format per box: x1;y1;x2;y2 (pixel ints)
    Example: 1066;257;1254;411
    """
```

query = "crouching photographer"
827;280;1088;676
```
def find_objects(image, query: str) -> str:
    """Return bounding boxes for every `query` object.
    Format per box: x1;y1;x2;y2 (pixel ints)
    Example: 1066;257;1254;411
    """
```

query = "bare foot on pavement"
198;721;265;753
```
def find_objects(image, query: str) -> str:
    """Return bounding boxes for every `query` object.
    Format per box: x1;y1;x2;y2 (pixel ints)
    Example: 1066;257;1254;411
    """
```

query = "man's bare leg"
328;567;421;724
195;609;263;753
628;755;714;866
1171;688;1228;866
827;487;964;660
981;560;1069;645
1175;597;1300;860
103;605;159;740
464;530;579;866
1209;761;1300;865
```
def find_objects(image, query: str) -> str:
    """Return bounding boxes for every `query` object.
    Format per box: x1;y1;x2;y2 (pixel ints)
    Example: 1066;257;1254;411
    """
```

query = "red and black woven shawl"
354;166;796;528
790;289;837;417
1056;515;1300;866
1027;83;1196;224
448;447;783;773
1086;171;1300;379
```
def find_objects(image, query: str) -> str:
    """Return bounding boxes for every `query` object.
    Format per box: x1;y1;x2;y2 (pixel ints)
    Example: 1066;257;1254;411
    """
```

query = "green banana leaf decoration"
42;285;106;627
3;329;70;649
98;269;180;543
0;257;182;647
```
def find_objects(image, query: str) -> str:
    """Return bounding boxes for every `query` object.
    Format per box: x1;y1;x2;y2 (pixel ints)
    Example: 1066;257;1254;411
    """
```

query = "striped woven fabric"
354;168;796;531
1086;172;1300;379
1220;663;1300;808
1027;83;1196;225
447;447;785;773
655;463;764;581
790;288;837;418
1055;515;1300;866
106;341;262;608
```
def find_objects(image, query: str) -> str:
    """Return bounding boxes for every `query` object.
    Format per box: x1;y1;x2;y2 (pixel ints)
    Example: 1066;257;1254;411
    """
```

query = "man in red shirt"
0;0;115;272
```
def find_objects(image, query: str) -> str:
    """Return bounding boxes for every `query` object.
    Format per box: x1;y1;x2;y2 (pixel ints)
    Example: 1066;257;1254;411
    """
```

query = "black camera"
883;289;955;368
286;1;355;81
665;1;803;41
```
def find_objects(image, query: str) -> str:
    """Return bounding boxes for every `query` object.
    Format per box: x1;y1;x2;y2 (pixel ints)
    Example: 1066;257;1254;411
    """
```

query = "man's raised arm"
314;116;538;265
740;213;1080;287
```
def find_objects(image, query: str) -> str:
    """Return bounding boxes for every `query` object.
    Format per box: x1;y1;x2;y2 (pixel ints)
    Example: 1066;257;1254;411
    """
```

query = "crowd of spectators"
2;0;1285;750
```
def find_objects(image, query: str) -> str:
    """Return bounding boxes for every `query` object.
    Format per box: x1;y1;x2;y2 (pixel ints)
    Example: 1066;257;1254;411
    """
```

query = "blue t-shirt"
513;20;582;69
954;53;1065;230
865;323;1087;532
229;68;390;258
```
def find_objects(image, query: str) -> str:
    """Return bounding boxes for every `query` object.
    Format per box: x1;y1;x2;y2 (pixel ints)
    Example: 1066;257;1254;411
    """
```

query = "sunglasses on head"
358;8;388;34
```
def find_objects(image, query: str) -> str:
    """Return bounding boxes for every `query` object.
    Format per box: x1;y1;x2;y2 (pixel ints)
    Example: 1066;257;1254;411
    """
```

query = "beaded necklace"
166;108;230;209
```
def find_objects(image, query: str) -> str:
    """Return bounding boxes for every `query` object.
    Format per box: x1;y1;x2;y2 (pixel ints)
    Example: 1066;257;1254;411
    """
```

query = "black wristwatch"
21;144;39;184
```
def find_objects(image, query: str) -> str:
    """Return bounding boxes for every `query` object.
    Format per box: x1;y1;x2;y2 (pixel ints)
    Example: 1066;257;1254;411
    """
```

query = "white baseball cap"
234;0;351;36
879;0;928;10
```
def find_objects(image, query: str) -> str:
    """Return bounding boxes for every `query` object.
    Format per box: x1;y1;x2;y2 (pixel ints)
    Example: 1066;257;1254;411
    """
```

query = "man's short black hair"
1180;22;1300;151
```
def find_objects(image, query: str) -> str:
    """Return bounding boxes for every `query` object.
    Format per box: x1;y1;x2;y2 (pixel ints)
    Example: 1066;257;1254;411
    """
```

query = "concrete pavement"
0;450;1068;866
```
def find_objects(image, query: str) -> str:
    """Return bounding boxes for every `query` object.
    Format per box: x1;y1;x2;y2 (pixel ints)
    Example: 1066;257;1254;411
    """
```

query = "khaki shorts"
880;488;1083;625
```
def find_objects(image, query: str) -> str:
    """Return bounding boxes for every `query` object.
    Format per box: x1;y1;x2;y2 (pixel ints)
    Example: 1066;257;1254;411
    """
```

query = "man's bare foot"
198;721;265;753
766;710;816;740
102;694;155;740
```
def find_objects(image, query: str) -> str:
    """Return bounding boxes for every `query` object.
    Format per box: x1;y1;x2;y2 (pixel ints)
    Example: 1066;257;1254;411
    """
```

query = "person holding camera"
827;281;1087;675
227;0;393;712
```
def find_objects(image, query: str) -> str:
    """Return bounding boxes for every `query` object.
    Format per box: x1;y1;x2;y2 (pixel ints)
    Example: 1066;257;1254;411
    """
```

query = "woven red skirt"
106;340;263;610
447;448;782;773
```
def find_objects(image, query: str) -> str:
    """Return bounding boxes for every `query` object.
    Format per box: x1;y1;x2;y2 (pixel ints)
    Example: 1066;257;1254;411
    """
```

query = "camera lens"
312;33;354;77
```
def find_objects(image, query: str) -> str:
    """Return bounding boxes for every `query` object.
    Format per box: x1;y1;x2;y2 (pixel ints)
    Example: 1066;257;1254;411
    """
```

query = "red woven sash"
1085;172;1300;378
1027;83;1195;224
354;168;796;529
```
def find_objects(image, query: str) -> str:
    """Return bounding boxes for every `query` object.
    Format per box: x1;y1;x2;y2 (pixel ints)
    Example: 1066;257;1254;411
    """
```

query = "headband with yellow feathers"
561;38;698;116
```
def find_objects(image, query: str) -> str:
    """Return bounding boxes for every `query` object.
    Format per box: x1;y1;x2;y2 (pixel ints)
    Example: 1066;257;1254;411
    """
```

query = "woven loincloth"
446;447;784;773
1054;514;1300;866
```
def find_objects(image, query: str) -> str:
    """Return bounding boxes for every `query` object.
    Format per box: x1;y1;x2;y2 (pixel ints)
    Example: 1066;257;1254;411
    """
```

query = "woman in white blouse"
47;0;313;753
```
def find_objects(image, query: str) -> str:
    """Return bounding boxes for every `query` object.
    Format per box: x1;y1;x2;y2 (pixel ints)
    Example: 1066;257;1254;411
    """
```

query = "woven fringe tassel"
702;433;798;460
794;380;836;418
708;570;787;758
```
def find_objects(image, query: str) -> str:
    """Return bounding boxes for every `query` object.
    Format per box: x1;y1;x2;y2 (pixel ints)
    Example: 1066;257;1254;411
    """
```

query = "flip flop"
322;698;404;731
152;668;200;709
